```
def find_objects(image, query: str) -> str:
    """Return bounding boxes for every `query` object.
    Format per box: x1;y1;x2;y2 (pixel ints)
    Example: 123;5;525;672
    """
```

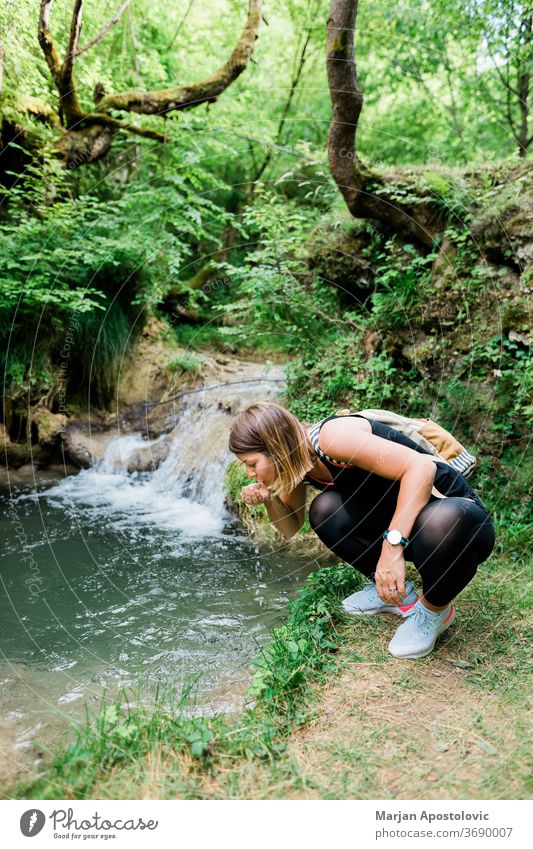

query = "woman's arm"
266;483;307;539
319;417;436;531
320;418;436;602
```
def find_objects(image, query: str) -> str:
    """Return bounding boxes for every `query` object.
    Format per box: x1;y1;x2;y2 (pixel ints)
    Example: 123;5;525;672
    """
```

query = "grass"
166;352;204;374
10;515;532;800
6;433;531;800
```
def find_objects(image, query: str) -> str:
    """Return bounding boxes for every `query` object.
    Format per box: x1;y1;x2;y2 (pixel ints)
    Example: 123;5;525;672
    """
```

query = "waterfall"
42;362;285;538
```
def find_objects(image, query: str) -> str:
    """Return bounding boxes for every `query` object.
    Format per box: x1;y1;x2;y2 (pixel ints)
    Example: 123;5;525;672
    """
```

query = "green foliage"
167;352;203;375
225;459;277;540
249;562;363;715
367;239;437;327
452;333;533;433
0;136;231;399
17;682;221;799
69;302;135;408
225;458;249;506
218;190;333;349
0;162;108;319
286;336;423;424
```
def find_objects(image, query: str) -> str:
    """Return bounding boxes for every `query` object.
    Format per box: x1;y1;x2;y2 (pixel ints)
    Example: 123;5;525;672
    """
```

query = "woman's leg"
388;498;495;659
308;489;384;578
309;489;419;615
406;497;496;607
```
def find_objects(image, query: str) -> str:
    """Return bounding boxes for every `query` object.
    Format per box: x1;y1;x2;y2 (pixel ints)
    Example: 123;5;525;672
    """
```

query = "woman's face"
235;451;276;487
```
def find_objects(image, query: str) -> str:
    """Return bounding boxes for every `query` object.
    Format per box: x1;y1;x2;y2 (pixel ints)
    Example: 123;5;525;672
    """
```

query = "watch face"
386;529;402;545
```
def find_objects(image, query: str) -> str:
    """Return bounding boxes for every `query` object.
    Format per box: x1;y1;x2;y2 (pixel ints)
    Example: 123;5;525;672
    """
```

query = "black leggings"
309;490;496;606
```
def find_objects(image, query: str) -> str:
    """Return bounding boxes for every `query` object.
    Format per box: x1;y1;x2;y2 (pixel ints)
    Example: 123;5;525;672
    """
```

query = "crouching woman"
229;402;495;660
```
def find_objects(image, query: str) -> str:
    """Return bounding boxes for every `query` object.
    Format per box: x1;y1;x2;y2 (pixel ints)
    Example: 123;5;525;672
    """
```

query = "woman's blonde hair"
228;402;315;497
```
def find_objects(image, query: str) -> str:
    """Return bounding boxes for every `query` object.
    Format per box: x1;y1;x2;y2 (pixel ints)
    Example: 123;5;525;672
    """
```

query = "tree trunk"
326;0;443;246
517;15;531;158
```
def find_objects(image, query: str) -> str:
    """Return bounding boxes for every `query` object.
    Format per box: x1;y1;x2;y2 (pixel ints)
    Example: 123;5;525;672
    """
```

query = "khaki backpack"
336;408;477;478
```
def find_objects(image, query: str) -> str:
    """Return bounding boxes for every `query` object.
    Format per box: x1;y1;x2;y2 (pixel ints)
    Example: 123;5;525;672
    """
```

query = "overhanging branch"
95;0;262;115
76;0;131;57
38;0;62;88
36;0;262;167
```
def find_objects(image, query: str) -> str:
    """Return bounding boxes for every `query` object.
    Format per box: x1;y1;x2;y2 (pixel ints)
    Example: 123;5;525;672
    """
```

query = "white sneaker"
342;580;418;617
388;601;456;659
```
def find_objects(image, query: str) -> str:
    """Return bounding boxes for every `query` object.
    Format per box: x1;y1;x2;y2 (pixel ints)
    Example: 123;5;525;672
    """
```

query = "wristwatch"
383;528;410;547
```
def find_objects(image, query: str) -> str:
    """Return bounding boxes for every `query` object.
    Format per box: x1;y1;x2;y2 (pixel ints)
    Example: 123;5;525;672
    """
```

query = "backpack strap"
309;411;453;501
309;413;363;468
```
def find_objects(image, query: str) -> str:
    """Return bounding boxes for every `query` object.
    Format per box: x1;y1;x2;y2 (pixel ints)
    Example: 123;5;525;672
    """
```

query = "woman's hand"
241;482;272;506
374;545;407;605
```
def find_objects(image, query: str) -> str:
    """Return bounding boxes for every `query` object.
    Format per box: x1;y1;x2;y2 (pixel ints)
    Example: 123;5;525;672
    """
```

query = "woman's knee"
308;491;344;535
411;498;494;556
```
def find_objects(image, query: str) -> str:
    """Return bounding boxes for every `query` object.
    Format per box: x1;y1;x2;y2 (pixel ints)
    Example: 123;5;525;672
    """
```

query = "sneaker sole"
390;606;456;659
342;600;417;618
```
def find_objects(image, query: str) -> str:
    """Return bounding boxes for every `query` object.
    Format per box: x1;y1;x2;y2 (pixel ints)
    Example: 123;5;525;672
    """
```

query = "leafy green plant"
218;190;331;349
367;239;437;328
167;352;204;374
249;562;363;715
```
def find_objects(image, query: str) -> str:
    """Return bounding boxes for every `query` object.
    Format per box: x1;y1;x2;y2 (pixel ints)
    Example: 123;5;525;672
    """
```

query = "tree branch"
59;0;85;124
80;112;166;142
75;0;131;57
38;0;62;88
517;14;531;157
53;113;166;167
443;58;463;139
37;0;262;168
127;2;141;82
490;54;520;98
65;0;84;64
252;23;313;184
166;0;195;51
95;0;262;115
505;75;518;137
0;27;4;100
326;0;363;213
39;0;84;125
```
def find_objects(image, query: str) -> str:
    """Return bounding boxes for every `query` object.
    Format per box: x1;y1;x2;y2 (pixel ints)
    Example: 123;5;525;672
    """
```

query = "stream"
0;363;315;787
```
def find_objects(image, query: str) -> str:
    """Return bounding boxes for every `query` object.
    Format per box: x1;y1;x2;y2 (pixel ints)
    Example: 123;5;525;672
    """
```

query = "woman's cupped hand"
241;483;272;506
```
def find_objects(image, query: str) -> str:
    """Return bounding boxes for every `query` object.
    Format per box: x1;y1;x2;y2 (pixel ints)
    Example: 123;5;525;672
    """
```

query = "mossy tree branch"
36;0;262;167
95;0;262;115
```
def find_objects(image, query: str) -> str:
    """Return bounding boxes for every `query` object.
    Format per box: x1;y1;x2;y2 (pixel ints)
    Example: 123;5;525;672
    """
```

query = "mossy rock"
31;408;67;447
306;221;375;305
470;162;533;271
0;425;40;469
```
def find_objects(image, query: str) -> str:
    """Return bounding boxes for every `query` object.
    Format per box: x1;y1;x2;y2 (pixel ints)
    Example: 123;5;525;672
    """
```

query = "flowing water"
0;363;316;785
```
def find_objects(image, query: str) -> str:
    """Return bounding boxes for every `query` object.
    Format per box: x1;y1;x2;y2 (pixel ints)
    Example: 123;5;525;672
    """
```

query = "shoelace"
408;603;438;634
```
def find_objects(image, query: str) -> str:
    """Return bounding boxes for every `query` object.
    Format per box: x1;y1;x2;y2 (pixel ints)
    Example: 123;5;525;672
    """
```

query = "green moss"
225;459;276;541
329;29;351;55
167;352;203;374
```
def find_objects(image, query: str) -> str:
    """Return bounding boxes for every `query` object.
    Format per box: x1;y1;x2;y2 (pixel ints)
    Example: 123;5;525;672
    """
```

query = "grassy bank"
11;443;532;799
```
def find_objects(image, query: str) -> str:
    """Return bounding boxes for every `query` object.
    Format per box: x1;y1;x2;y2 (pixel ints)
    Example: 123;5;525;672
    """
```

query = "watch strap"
383;529;410;547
